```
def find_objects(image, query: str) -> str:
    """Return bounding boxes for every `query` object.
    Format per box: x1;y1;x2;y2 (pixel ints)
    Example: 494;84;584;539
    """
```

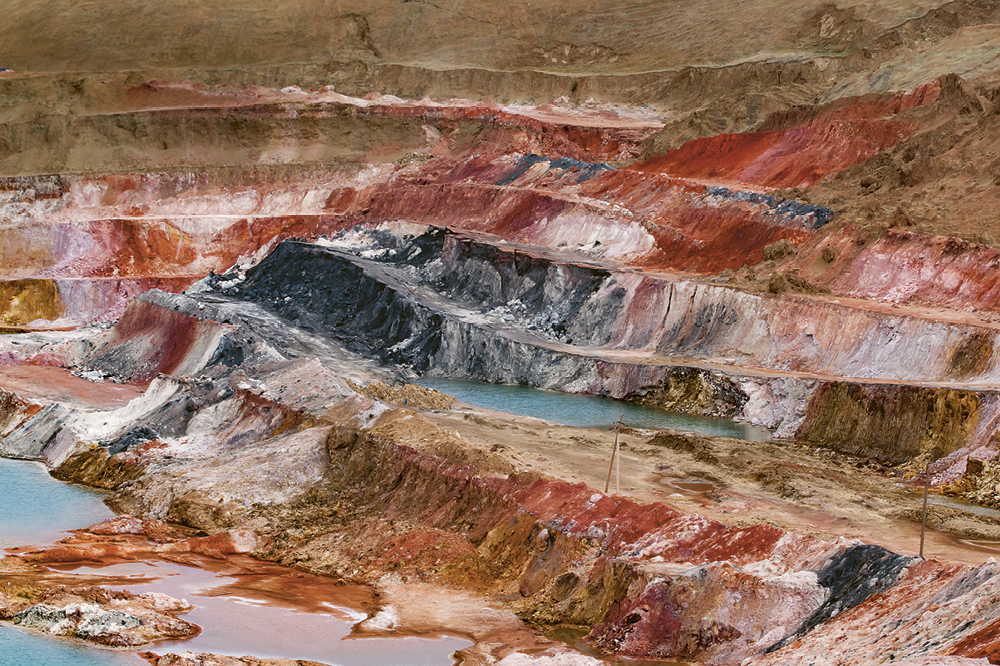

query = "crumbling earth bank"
12;3;1000;662
5;217;1000;662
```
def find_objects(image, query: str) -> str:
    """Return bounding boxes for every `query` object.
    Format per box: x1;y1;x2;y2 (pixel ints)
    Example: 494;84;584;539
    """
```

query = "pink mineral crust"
0;365;142;409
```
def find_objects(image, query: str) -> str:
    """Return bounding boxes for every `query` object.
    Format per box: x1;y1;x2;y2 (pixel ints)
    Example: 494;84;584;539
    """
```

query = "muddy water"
56;560;471;665
418;378;772;441
1;458;470;666
658;476;720;498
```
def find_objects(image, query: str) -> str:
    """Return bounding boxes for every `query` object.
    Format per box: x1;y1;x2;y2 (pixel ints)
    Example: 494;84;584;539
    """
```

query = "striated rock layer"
11;5;1000;661
0;220;995;663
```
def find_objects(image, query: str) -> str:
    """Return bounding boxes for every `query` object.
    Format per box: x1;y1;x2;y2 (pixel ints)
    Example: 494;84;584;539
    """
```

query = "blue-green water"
0;458;142;666
0;458;114;549
0;627;145;666
417;378;772;442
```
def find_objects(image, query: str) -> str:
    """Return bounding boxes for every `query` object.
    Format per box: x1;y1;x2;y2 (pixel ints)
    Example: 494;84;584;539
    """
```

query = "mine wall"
94;416;1000;665
185;229;1000;463
4;226;1000;662
0;218;980;472
796;382;989;466
10;4;1000;663
10;328;995;665
0;105;431;176
223;231;1000;388
324;154;830;273
0;95;657;178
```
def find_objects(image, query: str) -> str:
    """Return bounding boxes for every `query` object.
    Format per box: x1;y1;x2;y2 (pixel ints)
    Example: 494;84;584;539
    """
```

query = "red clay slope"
631;82;940;189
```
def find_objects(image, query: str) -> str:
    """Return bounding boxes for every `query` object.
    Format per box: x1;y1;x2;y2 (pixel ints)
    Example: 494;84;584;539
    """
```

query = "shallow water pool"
0;458;469;666
417;378;771;442
59;560;471;666
0;626;145;666
0;457;114;549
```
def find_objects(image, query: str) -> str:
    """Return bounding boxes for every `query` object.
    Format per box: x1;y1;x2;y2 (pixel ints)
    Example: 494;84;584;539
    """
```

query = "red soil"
632;82;941;189
631;120;917;189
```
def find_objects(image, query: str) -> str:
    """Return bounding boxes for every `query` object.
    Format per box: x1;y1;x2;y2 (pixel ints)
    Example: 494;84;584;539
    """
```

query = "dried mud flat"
419;403;1000;565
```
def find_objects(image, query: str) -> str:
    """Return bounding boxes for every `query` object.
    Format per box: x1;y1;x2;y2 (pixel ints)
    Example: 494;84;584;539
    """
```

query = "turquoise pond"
0;458;114;549
417;378;772;442
0;626;146;666
0;458;142;666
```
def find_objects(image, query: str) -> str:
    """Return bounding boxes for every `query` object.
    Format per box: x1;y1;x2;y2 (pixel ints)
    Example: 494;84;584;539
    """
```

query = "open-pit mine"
10;2;1000;665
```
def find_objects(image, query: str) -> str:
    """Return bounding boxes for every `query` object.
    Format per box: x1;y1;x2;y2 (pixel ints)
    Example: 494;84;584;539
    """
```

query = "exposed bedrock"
795;228;1000;312
190;228;1000;459
3;238;1000;662
601;365;751;419
4;279;997;664
0;287;392;472
0;276;200;329
631;81;940;189
796;383;986;466
219;229;1000;385
7;588;197;647
322;153;832;273
0;92;659;177
97;419;1000;665
0;221;987;476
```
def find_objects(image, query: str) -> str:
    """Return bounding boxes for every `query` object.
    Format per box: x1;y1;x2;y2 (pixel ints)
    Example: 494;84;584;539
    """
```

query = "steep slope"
9;1;1000;664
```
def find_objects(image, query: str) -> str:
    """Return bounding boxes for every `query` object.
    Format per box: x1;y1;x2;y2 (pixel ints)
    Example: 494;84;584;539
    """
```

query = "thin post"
605;416;624;494
920;463;930;559
615;416;622;495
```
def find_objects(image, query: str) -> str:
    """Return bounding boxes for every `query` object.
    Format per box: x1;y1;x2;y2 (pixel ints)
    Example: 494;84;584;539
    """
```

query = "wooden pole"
604;438;615;494
920;463;930;559
615;416;621;495
605;416;624;494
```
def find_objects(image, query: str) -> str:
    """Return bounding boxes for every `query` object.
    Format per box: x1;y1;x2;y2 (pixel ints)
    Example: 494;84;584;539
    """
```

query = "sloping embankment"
203;229;1000;466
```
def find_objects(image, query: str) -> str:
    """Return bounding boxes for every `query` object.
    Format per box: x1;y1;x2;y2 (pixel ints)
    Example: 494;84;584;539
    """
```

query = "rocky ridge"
9;2;1000;664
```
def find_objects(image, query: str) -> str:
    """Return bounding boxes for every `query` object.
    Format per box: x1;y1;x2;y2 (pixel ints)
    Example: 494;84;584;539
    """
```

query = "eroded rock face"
2;212;1000;663
10;11;1000;662
8;588;196;647
197;227;1000;459
588;561;827;662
